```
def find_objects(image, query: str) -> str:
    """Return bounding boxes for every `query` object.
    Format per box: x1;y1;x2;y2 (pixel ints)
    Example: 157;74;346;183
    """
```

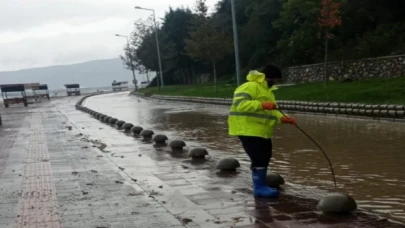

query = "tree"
185;17;233;92
195;0;208;18
120;18;161;87
240;0;282;68
122;0;405;87
318;0;342;89
274;0;321;66
161;8;196;84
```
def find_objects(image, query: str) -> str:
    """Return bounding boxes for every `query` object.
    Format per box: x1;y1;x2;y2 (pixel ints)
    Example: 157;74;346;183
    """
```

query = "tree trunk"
146;71;150;84
213;62;218;93
324;32;329;90
192;66;197;84
157;73;161;90
182;71;186;85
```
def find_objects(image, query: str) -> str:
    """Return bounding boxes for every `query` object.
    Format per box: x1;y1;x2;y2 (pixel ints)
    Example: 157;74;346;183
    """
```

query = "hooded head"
262;65;282;87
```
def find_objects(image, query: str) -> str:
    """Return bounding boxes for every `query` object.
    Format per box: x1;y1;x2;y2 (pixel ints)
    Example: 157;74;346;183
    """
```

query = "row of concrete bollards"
74;92;242;171
137;93;405;120
75;92;358;214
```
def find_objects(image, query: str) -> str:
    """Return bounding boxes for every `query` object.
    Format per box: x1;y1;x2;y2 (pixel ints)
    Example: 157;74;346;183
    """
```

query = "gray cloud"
0;0;218;71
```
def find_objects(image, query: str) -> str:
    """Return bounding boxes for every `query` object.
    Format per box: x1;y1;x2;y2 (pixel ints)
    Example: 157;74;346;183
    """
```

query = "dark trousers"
238;136;272;169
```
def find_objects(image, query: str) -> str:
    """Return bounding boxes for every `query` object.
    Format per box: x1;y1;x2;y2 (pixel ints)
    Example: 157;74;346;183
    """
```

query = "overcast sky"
0;0;218;72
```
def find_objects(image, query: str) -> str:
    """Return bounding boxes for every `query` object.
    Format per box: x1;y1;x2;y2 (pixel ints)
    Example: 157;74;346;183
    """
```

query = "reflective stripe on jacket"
228;70;283;139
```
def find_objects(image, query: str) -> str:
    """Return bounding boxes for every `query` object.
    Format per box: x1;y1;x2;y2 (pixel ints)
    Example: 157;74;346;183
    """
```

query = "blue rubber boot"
252;168;280;198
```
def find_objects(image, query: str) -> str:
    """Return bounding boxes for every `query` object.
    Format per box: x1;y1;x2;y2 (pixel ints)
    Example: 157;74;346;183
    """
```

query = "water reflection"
85;92;405;222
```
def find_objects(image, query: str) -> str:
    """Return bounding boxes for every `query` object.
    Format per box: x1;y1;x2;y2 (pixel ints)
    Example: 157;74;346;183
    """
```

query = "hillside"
0;58;149;89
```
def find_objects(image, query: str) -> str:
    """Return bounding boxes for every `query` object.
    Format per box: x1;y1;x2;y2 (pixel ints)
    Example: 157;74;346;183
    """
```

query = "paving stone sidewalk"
0;99;404;228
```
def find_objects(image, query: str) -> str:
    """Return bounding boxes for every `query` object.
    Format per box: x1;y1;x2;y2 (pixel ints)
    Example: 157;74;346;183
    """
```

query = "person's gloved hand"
262;102;277;110
281;116;297;125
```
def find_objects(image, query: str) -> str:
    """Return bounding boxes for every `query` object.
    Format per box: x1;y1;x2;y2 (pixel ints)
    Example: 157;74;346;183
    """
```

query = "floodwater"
84;92;405;223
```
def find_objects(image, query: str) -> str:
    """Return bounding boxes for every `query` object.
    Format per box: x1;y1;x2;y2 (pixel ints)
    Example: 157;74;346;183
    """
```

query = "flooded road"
84;92;405;223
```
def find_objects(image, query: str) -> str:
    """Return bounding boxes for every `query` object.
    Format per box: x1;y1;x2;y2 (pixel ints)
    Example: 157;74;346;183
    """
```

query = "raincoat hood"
246;70;278;91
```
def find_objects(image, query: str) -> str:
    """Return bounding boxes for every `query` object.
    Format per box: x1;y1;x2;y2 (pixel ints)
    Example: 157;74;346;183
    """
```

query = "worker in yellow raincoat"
228;65;297;198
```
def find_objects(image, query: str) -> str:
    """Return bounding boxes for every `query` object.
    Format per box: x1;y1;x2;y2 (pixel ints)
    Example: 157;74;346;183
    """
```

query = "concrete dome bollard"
216;158;240;171
380;110;389;117
108;118;118;125
395;105;405;110
140;130;154;140
317;193;357;213
379;104;388;110
266;172;285;188
365;110;373;116
372;110;381;117
122;123;134;132
396;110;405;118
169;140;186;152
388;110;396;118
115;120;125;129
188;148;209;160
103;116;111;123
371;105;380;110
318;107;325;113
131;126;143;135
98;114;106;120
131;126;143;136
330;102;339;108
152;134;168;145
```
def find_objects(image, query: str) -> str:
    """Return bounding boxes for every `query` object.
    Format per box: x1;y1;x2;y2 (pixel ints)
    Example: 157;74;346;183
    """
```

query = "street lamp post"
115;34;138;90
230;0;241;86
135;6;164;88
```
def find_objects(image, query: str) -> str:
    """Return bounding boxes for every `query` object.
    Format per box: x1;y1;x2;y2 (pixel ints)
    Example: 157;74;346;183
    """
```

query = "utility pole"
135;6;164;88
231;0;241;85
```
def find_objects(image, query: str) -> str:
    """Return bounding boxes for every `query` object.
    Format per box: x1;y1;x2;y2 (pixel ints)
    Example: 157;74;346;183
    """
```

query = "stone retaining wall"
284;54;405;83
135;92;405;120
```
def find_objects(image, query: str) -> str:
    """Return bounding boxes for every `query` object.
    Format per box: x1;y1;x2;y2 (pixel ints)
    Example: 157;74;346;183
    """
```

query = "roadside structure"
0;84;28;108
65;84;81;96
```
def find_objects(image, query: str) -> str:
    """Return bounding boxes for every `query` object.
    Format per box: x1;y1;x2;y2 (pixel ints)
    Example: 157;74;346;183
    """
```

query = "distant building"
112;81;129;91
65;84;81;96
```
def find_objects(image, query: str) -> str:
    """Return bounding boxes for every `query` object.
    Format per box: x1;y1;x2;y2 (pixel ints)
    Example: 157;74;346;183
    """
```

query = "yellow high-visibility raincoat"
228;70;283;139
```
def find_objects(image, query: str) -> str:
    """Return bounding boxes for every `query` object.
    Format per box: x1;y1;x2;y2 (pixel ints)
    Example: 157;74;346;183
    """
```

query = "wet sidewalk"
0;97;404;228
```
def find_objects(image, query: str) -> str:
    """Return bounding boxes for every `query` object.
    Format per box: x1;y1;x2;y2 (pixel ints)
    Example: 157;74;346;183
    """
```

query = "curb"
133;92;405;121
